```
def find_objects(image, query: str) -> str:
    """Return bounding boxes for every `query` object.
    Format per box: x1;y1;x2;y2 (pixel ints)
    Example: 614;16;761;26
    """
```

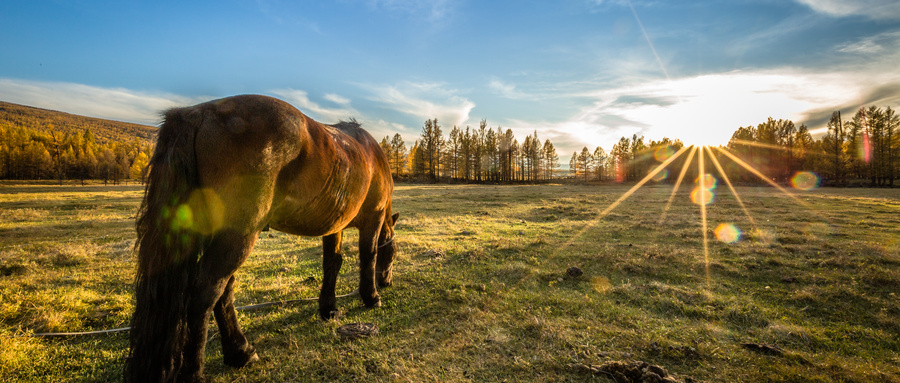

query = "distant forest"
0;102;153;183
383;105;898;187
1;101;897;187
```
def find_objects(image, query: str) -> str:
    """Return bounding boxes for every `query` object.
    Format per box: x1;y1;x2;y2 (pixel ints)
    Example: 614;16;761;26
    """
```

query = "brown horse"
126;95;398;382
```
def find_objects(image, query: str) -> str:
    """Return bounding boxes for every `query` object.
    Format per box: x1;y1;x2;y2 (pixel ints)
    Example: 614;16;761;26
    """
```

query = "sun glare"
679;131;731;147
582;143;814;289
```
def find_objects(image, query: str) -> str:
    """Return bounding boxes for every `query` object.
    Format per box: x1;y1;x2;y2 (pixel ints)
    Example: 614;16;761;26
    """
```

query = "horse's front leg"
319;231;343;320
358;225;381;308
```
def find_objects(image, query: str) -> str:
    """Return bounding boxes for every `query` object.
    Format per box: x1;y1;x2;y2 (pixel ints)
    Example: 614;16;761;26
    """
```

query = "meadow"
1;181;898;382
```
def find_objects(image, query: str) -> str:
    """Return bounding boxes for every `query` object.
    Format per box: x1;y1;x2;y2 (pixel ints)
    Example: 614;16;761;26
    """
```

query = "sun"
667;122;733;147
679;134;731;147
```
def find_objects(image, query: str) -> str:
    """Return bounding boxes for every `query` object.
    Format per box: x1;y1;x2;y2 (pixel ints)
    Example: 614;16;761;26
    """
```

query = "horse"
125;94;399;382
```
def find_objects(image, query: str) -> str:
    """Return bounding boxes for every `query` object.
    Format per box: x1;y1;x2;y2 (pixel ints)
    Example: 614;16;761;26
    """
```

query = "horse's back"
176;95;391;237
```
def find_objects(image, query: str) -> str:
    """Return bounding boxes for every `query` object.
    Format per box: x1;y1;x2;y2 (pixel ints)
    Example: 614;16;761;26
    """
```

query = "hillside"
0;101;156;145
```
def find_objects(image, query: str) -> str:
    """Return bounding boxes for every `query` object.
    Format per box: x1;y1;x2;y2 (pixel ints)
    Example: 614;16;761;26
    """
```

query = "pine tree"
593;147;607;181
823;111;846;186
578;147;592;182
390;133;407;177
542;140;559;181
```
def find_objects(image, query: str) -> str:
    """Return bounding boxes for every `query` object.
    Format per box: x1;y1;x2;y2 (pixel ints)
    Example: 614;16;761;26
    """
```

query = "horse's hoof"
377;271;393;287
362;295;381;308
223;347;259;368
319;308;339;321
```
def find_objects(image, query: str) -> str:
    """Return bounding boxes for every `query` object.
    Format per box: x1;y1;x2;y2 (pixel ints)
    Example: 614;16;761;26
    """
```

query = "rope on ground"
15;289;359;338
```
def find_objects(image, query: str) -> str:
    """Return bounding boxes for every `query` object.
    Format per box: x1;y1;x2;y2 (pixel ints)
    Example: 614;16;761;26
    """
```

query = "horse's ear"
391;212;400;226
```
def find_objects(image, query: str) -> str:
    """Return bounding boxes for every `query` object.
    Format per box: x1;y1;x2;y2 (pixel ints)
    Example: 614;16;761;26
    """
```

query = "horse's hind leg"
214;275;259;367
318;231;343;320
180;231;258;381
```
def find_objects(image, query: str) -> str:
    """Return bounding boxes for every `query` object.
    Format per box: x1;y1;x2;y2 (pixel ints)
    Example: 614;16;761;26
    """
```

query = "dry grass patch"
1;183;899;382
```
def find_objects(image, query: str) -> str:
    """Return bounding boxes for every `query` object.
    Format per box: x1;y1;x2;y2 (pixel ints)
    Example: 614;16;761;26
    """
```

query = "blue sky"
2;0;899;154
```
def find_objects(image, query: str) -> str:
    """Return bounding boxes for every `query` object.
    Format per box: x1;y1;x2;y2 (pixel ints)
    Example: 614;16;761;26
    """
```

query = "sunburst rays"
573;143;817;287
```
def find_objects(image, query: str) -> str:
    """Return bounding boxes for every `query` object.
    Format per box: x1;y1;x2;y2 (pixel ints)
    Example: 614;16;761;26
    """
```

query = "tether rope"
16;289;359;338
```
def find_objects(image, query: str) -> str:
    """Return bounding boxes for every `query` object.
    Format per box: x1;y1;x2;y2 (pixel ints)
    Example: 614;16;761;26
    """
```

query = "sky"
2;0;900;155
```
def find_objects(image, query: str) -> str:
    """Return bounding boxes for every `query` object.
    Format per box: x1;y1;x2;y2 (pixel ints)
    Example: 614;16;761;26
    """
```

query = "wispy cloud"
359;0;458;23
357;81;475;128
270;88;413;142
270;89;360;123
794;0;900;20
503;64;900;155
488;78;533;100
254;0;324;34
0;78;199;125
324;93;352;106
837;30;900;55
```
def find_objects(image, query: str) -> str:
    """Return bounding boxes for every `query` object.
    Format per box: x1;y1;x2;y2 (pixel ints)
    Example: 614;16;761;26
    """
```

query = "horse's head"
376;212;400;287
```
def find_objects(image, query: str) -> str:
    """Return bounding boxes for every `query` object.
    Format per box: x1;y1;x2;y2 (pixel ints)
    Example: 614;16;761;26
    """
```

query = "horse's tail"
126;107;207;382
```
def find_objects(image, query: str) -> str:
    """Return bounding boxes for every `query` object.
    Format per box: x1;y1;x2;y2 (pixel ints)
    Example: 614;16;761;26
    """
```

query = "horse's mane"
330;119;361;130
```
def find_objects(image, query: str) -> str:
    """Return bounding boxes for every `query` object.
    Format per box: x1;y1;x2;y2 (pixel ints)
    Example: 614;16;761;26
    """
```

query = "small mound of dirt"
741;343;783;356
337;323;379;339
421;249;445;258
566;266;583;278
573;360;686;383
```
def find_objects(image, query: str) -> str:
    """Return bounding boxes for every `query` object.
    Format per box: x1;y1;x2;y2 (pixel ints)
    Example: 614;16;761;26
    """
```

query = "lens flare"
173;204;194;230
704;146;758;231
698;147;710;287
660;146;698;223
696;173;717;190
691;187;714;205
714;147;809;207
791;172;820;191
861;134;871;163
714;223;741;243
654;145;674;162
652;169;669;182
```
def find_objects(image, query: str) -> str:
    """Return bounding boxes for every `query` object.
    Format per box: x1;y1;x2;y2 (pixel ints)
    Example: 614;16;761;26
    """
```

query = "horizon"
2;1;899;154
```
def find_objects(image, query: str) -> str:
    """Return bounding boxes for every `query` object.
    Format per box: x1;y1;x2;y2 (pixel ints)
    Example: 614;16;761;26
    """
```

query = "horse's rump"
127;94;397;382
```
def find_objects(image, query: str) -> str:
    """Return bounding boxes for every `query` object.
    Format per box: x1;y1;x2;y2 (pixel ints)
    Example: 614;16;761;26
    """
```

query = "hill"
0;101;156;145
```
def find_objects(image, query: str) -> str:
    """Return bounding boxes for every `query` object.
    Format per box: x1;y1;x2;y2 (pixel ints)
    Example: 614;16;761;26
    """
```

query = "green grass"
1;182;899;382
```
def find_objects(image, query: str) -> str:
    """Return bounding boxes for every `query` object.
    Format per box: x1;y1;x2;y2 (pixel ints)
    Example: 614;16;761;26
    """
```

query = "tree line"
567;135;685;183
722;105;898;187
378;118;560;183
560;104;898;187
2;102;897;188
0;122;151;184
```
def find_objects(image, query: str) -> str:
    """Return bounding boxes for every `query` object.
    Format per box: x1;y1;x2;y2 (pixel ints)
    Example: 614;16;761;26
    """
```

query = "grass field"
1;181;899;382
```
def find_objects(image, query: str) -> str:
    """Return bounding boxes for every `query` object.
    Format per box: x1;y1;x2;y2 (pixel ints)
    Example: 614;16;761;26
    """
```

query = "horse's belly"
268;198;360;237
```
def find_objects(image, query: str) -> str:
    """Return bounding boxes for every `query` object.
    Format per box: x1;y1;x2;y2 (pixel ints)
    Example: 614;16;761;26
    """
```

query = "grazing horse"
126;95;399;382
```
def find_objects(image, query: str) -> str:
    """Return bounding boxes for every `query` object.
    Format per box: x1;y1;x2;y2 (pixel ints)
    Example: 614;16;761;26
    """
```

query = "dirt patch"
337;323;379;339
572;360;687;383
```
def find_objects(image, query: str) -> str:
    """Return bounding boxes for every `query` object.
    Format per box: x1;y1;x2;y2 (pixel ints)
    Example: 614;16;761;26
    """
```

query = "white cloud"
837;30;900;55
504;66;900;155
324;93;351;105
0;78;198;125
270;88;414;143
794;0;900;20
488;78;533;100
358;81;475;128
269;88;360;123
